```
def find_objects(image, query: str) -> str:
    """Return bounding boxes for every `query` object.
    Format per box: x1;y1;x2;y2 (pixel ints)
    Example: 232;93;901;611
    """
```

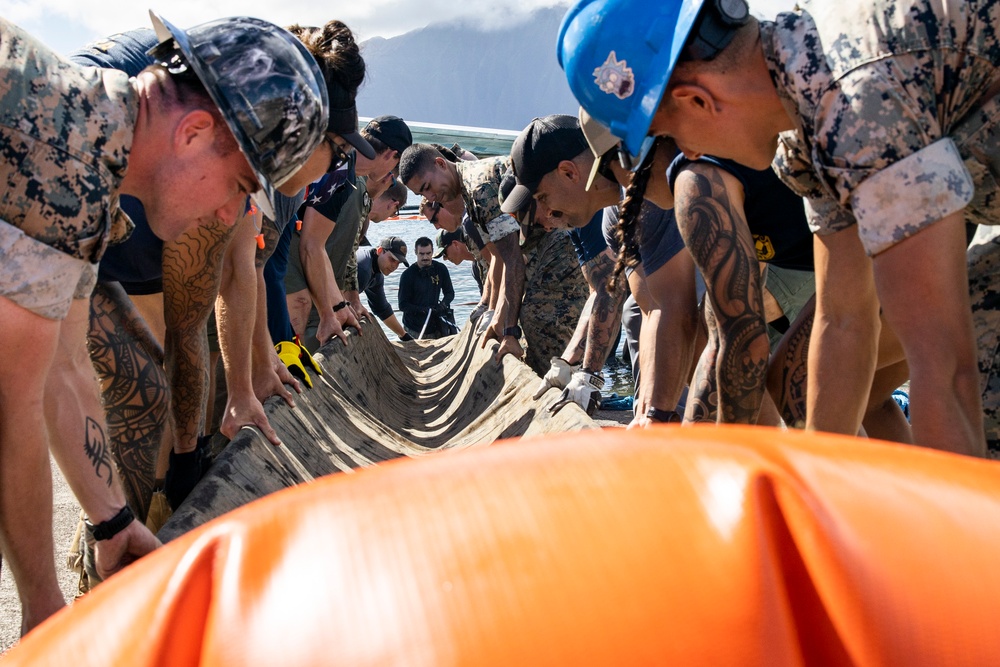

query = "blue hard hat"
557;0;705;158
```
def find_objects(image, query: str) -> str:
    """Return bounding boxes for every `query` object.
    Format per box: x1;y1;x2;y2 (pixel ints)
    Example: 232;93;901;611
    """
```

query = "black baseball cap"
328;84;376;159
434;228;464;258
365;115;413;153
379;236;409;266
500;114;589;214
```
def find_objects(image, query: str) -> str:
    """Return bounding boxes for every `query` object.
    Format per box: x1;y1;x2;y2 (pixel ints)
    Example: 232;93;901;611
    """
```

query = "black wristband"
85;506;135;541
502;325;522;339
646;407;682;423
332;300;350;312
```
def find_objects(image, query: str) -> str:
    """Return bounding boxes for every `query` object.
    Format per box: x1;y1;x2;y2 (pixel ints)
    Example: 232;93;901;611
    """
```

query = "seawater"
365;216;636;400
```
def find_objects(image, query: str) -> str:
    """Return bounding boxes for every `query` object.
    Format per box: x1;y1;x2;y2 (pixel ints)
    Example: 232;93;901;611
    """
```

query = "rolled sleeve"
850;138;974;255
484;213;519;243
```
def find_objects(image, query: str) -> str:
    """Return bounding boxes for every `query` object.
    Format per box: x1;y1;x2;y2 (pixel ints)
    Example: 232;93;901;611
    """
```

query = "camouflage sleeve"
849;139;974;255
812;65;974;254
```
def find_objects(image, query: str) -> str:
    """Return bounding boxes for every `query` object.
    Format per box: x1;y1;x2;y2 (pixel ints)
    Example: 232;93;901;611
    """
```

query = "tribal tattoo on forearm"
676;168;768;424
83;417;114;487
163;221;235;450
769;314;813;428
88;282;167;520
582;251;627;371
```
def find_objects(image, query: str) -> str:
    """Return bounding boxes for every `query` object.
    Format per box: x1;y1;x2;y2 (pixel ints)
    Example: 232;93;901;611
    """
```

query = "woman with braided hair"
603;124;910;438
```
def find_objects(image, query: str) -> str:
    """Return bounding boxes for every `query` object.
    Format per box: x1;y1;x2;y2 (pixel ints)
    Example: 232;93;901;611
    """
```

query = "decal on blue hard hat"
592;51;635;100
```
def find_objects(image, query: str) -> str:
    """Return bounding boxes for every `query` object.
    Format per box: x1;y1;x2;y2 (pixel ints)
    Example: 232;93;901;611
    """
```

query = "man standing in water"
398;237;457;339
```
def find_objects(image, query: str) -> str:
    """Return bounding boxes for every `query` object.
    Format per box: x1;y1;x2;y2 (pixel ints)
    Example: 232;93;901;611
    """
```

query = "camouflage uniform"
0;18;135;319
764;0;1000;451
455;157;520;243
520;226;589;376
454;157;585;372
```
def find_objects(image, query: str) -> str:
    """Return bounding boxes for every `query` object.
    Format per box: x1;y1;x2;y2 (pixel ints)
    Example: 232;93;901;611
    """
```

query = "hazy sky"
2;0;798;56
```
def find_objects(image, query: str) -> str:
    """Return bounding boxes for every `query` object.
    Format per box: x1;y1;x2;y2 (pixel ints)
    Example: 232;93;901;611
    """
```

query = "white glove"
533;357;579;399
468;302;488;323
549;370;604;416
474;309;495;336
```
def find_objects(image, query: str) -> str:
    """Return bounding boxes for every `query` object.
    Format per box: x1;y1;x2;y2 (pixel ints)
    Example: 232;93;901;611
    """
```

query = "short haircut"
415;236;433;250
431;143;461;162
384;179;408;203
147;66;236;156
399;143;444;185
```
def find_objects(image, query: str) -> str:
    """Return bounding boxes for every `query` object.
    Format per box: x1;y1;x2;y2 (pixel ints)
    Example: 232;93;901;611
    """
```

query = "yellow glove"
295;336;324;378
275;340;321;389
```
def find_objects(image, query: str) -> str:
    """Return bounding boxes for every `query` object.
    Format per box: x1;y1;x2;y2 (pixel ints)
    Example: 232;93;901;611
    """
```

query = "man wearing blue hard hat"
559;0;1000;459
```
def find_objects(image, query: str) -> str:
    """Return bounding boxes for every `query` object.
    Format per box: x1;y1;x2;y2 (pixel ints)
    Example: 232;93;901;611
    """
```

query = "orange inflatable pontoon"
7;425;1000;666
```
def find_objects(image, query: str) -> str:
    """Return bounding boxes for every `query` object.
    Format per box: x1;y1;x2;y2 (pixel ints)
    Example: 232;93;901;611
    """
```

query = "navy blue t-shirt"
356;247;394;321
602;203;685;277
71;30;164;291
568;211;608;265
667;155;813;272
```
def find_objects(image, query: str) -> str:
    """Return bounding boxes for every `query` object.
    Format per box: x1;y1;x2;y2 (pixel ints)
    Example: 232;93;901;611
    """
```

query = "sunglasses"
428;201;442;224
327;138;351;174
596;147;619;183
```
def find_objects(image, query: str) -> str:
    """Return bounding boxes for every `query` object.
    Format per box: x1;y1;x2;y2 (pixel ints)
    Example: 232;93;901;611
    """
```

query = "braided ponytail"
609;139;660;289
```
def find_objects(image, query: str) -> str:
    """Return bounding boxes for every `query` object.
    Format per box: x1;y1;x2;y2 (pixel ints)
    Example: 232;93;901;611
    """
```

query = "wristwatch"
84;506;135;541
332;300;350;312
646;407;682;423
502;325;523;339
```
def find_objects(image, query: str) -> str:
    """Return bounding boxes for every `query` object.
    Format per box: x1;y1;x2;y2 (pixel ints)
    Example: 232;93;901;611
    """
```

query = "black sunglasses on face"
596;148;619;183
429;201;441;224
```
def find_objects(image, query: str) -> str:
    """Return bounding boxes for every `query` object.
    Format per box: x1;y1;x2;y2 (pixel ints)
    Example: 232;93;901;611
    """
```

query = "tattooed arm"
162;216;238;453
674;164;769;424
560;292;594;365
578;249;627;373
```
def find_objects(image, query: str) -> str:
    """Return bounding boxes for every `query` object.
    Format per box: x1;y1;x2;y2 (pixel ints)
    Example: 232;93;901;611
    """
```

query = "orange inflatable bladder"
7;425;1000;666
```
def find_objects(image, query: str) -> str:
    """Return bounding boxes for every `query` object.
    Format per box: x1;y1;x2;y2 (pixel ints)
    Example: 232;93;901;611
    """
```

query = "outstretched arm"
674;165;769;424
482;231;526;363
217;211;287;446
628;249;700;427
162;217;237;452
577;249;627;373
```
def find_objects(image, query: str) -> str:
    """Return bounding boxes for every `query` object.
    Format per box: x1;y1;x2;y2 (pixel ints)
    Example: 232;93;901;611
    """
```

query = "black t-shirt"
668;155;814;272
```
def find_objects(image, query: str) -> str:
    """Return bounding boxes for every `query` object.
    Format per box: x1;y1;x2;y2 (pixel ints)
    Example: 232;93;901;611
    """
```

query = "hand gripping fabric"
533;357;580;399
549;369;603;415
147;12;329;220
10;427;1000;666
275;340;322;388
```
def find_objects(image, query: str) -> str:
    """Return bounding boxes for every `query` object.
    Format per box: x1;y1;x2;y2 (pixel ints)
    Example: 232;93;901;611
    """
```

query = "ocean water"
364;215;637;400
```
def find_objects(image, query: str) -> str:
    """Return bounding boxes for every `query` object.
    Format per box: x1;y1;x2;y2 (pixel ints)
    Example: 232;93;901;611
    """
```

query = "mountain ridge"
356;6;579;133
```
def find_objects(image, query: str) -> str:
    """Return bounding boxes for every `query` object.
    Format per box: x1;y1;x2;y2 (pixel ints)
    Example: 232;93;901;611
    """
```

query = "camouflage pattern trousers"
520;230;589;376
970;224;1000;455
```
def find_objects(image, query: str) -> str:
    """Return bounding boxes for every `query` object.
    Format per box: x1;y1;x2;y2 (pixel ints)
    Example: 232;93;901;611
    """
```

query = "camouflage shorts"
0;219;97;319
968;224;1000;451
